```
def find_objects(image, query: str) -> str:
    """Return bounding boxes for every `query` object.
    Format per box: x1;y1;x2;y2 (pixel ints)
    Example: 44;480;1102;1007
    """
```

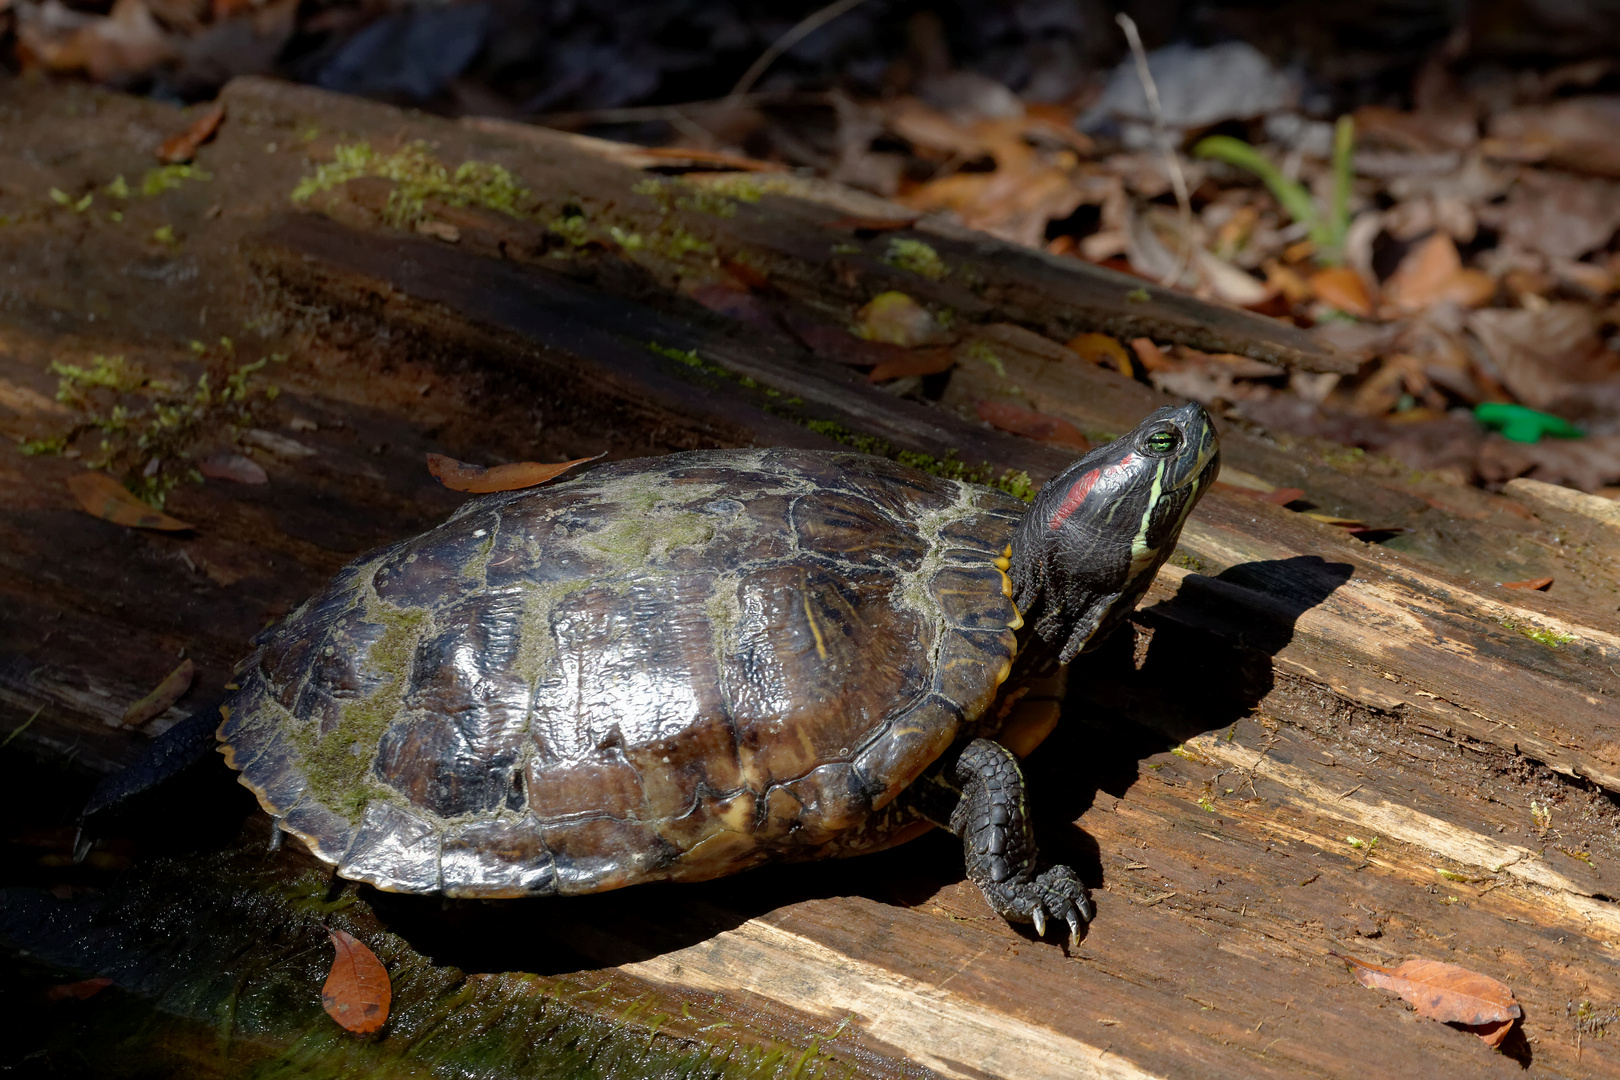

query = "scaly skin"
947;738;1093;946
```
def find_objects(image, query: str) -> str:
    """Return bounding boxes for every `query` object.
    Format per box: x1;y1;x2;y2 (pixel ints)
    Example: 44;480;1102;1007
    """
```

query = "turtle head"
1011;401;1219;664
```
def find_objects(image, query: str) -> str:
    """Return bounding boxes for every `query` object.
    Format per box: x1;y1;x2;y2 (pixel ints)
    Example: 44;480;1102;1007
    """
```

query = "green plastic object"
1474;402;1582;443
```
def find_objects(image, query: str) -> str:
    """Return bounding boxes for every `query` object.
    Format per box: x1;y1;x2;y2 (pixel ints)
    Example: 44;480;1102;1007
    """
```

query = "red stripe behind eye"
1047;468;1101;530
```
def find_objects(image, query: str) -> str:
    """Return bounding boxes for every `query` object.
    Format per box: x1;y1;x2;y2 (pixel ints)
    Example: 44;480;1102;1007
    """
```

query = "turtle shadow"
1027;555;1356;890
367;845;948;976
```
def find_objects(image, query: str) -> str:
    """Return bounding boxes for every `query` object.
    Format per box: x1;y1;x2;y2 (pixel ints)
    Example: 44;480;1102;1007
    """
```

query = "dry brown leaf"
45;977;114;1003
67;472;193;531
1308;267;1375;317
321;929;390;1036
1501;576;1554;591
637;146;783;172
1336;953;1521;1042
853;292;952;347
1383;234;1495;313
1478;170;1620;261
121;658;195;728
19;0;178;82
1487;96;1620;178
1066;333;1132;373
157;103;224;165
823;214;921;233
1129;338;1171;373
974;400;1089;450
1468;304;1616;414
868;348;955;383
426;453;599;494
197;452;268;485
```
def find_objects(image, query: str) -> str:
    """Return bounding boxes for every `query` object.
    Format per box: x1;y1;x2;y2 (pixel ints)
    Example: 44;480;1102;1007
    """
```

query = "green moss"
800;419;1036;502
297;602;428;819
141;164;211;197
17;436;67;456
647;342;734;382
1126;287;1151;303
104;174;130;199
50;354;150;402
965;339;1005;376
1170;551;1208;573
1500;617;1574;647
549;212;590;247
290;141;531;229
884;238;948;280
27;345;286;505
607;225;644;250
695;174;764;203
666;228;714;256
1319;445;1366;468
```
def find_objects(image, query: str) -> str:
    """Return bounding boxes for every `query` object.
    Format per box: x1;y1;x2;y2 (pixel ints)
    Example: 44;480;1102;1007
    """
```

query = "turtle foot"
983;864;1094;948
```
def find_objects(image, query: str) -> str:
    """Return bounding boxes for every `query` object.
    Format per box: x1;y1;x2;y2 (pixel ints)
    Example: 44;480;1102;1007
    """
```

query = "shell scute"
541;816;678;894
371;511;503;608
726;562;928;787
791;491;929;570
931;565;1021;630
440;816;556;897
932;631;1018;727
339;799;442;892
851;695;962;810
524;749;645;823
373;713;521;819
776;762;870;845
401;589;534;756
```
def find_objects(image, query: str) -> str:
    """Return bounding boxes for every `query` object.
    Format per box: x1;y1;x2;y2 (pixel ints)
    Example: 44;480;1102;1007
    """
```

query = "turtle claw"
1031;906;1047;937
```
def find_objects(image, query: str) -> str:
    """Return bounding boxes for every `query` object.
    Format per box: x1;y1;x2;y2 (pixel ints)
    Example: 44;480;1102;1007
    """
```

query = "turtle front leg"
947;738;1094;946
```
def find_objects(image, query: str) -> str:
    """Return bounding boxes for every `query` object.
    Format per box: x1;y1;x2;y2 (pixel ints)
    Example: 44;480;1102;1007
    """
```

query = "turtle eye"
1144;429;1181;455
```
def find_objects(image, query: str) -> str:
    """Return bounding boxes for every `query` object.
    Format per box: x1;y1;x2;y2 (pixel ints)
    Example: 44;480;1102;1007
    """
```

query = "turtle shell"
219;448;1027;898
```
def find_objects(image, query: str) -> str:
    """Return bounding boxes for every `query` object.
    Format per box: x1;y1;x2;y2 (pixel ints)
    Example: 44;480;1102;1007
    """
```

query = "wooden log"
1;75;1617;1079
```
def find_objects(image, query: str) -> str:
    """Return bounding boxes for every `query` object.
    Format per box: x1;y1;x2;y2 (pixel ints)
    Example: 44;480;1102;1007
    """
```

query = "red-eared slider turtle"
89;403;1217;944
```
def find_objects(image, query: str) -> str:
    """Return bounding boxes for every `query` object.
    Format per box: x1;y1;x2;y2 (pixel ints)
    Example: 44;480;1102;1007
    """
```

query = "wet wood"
1;75;1617;1079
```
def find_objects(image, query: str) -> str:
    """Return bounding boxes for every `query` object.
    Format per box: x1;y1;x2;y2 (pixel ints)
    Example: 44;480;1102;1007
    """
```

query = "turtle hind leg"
946;738;1094;947
77;701;248;857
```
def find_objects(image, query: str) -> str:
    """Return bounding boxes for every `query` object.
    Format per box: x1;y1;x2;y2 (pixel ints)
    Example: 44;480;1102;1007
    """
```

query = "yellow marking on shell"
993;657;1013;687
995;564;1023;630
800;584;829;661
992;554;1010;571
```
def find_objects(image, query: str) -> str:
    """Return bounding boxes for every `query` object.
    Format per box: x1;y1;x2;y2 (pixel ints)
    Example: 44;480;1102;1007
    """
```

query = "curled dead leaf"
1066;332;1133;373
121;658;195;728
1501;576;1554;591
45;977;114;1003
197;452;269;485
1129;338;1171;373
321;929;390;1036
975;400;1090;450
1335;953;1520;1047
67;472;193;531
157;103;224;165
1308;267;1375;317
426;452;601;494
823;215;921;232
868;348;955;383
1383;234;1496;313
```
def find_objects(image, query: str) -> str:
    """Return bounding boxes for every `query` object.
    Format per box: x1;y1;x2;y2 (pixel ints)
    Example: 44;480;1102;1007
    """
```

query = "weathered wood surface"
1;75;1618;1079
